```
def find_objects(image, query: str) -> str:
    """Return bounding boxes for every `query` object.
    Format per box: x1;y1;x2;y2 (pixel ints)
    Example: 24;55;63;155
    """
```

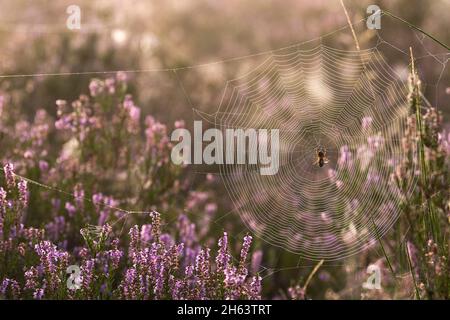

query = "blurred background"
0;0;449;299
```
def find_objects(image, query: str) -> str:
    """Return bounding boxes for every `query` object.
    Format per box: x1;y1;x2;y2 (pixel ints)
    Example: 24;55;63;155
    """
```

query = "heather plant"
392;52;449;299
0;74;262;299
0;163;260;299
319;53;450;300
1;72;218;246
0;57;449;300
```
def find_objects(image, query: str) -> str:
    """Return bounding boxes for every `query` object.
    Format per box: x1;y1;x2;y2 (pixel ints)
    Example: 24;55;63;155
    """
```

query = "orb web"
210;45;418;260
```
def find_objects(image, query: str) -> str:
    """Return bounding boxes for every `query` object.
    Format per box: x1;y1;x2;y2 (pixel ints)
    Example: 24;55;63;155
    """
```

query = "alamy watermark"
362;264;382;290
66;265;81;290
366;5;381;30
170;121;280;175
66;5;81;30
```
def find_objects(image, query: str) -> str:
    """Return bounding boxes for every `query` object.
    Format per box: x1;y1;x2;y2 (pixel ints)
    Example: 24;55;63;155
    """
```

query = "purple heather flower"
184;247;198;267
123;95;138;115
33;288;45;300
0;187;7;217
34;241;69;291
361;116;373;130
122;268;138;299
223;265;244;299
45;215;66;241
160;233;175;248
51;198;61;211
18;179;28;207
0;95;4;115
89;79;104;97
169;275;183;299
1;278;21;298
1;279;9;295
216;232;231;272
38;160;49;172
195;248;211;278
239;235;253;273
177;214;196;246
319;271;331;282
338;145;352;168
3;163;15;189
92;193;118;226
251;250;263;275
73;184;84;210
65;202;76;217
367;134;384;149
140;224;153;243
205;202;218;215
105;78;115;94
128;225;143;265
81;259;95;291
24;267;39;290
249;275;262;300
105;247;123;270
153;265;165;299
288;285;305;300
150;211;161;242
116;71;128;83
174;120;185;129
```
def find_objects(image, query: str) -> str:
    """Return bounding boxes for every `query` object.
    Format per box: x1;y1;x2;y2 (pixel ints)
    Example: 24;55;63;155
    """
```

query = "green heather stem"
384;11;450;52
409;48;441;245
405;243;421;300
370;216;396;278
303;259;324;296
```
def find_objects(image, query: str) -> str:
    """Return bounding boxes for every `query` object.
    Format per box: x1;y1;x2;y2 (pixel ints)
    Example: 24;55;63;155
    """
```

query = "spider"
313;146;329;167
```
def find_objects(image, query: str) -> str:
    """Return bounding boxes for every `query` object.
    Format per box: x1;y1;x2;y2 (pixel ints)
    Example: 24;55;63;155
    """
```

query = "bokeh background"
0;0;449;299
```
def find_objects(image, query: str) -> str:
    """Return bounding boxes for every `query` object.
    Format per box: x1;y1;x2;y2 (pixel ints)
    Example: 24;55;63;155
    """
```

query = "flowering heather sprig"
194;248;211;298
0;278;21;299
45;215;66;243
34;240;69;293
33;288;45;300
0;75;261;300
55;97;98;142
105;239;123;270
24;266;39;291
0;95;3;116
123;95;141;134
92;193;118;226
150;211;161;243
120;268;139;299
81;258;95;294
115;218;260;300
73;184;84;211
89;79;104;97
145;116;171;166
0;187;7;219
238;235;252;276
288;285;305;300
216;232;231;273
251;250;263;275
249;276;262;300
177;214;196;247
3;163;15;189
129;225;141;263
17;179;28;208
394;55;450;299
140;224;153;243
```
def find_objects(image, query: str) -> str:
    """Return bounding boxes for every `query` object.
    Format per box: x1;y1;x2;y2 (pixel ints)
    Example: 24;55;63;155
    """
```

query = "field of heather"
0;0;449;302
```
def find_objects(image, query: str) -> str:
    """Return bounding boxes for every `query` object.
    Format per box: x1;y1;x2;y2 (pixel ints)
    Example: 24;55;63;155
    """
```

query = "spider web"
194;43;416;260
